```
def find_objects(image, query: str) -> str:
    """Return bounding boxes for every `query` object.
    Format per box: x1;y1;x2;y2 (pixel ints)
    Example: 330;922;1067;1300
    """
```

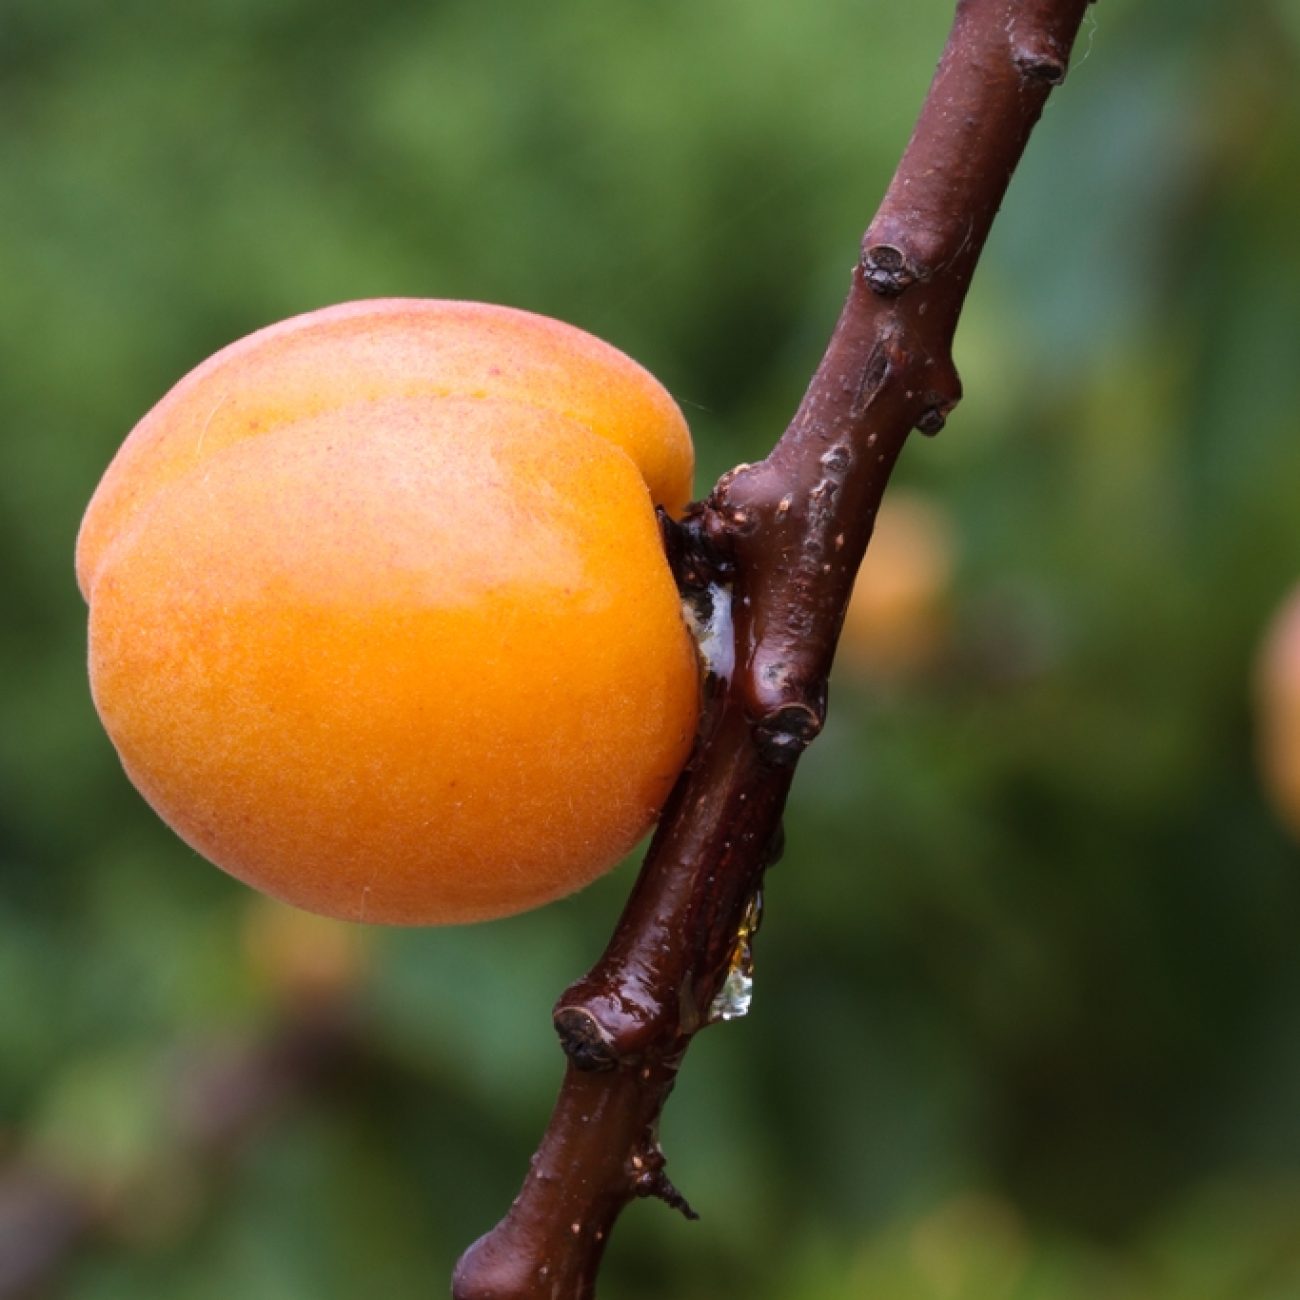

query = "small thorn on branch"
655;1176;700;1222
632;1159;699;1221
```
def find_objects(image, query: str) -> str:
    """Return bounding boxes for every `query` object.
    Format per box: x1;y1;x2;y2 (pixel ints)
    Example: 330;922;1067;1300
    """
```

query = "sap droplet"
709;959;753;1022
708;891;762;1023
683;582;735;682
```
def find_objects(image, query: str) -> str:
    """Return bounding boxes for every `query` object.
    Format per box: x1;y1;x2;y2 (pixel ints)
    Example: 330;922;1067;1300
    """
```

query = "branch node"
820;443;852;474
915;406;948;435
861;243;919;297
554;1006;619;1072
913;368;963;436
1014;43;1067;84
754;702;824;767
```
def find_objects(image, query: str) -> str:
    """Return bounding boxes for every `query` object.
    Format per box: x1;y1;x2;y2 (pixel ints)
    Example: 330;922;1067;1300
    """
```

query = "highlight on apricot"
78;300;701;926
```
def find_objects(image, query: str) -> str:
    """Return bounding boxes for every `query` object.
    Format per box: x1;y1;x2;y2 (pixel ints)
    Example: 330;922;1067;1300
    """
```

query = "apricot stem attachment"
452;2;1096;1295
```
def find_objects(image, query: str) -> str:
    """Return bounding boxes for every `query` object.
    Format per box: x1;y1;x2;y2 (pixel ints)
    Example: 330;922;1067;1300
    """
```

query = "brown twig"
452;2;1096;1296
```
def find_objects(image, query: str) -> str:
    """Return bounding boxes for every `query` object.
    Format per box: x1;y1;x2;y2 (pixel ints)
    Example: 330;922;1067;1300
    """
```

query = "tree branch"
452;2;1095;1295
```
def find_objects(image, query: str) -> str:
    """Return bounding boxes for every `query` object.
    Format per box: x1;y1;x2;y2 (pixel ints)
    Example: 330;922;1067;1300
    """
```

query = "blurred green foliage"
3;0;1300;1296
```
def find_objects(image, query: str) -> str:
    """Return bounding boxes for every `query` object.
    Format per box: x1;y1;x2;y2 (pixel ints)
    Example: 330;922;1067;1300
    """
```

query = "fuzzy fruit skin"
78;300;700;925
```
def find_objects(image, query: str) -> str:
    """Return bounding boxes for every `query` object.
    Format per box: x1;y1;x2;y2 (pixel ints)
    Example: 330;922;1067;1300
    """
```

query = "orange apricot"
1257;583;1300;842
837;489;956;683
78;300;701;924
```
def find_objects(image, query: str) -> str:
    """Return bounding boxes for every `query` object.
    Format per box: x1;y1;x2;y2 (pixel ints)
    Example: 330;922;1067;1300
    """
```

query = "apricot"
1257;583;1300;841
838;489;956;683
242;896;369;1006
78;300;700;925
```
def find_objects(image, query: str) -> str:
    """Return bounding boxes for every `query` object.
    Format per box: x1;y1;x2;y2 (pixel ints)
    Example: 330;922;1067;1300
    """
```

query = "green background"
3;1;1300;1296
